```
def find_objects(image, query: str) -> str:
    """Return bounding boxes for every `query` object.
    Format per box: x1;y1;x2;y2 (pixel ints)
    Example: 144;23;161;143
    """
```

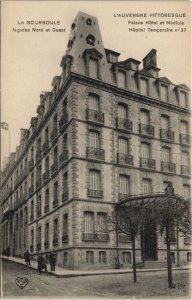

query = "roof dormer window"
180;91;188;108
161;84;168;101
140;78;148;96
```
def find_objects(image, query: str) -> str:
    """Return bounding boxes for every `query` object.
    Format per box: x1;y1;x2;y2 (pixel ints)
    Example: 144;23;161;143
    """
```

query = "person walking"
49;252;56;271
37;255;47;274
24;249;31;266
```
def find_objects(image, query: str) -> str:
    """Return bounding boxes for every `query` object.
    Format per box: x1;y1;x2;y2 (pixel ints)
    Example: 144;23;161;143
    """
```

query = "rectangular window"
63;172;68;193
117;70;126;88
89;58;98;79
89;170;101;191
53;219;58;239
97;213;107;232
89;94;99;111
162;147;171;162
119;138;128;155
31;229;34;245
89;131;100;148
141;110;149;125
54;182;58;200
118;103;127;119
37;195;42;216
183;185;190;200
37;226;41;244
63;214;68;236
161;85;168;101
122;252;131;264
99;251;107;264
119;175;129;195
31;200;34;216
45;189;49;207
140;78;148;96
45;127;49;141
86;251;94;264
63;252;68;265
142;179;151;194
181;152;189;166
180;121;188;135
45;223;49;241
161;116;169;130
180;91;187;108
84;212;94;233
141;143;150;158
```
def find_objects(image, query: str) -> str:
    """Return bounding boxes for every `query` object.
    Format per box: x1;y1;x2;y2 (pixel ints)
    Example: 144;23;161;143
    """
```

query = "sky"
1;1;191;167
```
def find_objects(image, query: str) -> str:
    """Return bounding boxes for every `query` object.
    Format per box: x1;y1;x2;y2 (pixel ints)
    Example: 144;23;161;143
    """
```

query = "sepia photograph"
0;0;191;298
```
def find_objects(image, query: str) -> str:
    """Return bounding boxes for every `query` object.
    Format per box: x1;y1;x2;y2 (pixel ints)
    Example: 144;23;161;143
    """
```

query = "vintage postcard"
1;0;191;299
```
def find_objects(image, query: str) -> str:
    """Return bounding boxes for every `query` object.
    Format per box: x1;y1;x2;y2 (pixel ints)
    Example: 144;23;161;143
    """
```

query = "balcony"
118;193;131;201
184;237;191;245
160;129;174;142
44;205;49;214
3;204;14;217
44;240;49;248
37;210;42;218
30;215;34;222
50;128;58;145
36;243;41;251
180;134;190;145
140;157;156;169
161;161;176;173
164;237;177;244
53;198;58;208
59;113;68;132
51;161;58;175
82;233;110;241
36;178;42;190
119;234;131;243
117;153;133;165
59;150;68;166
53;238;58;246
62;190;69;202
87;189;103;198
42;140;49;155
36;150;42;163
28;159;34;171
86;147;105;160
43;171;49;184
181;165;190;176
28;185;34;196
86;109;104;125
30;245;34;252
139;123;154;137
62;234;69;243
116;118;132;132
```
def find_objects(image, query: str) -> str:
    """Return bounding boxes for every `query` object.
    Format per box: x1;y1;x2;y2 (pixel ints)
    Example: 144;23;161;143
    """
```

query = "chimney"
143;49;160;78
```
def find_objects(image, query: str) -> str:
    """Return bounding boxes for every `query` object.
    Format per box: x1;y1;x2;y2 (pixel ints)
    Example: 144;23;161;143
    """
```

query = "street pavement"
2;259;191;298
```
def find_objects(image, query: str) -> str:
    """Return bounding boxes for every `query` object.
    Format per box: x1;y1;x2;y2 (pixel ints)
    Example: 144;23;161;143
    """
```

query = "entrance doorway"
141;221;157;260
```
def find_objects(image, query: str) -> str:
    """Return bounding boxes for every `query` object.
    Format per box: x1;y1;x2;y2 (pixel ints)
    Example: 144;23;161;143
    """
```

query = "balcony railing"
44;240;49;248
164;237;177;244
36;178;42;190
161;161;176;173
116;118;132;132
118;234;131;243
42;140;49;155
53;198;58;208
59;150;68;165
62;234;69;243
117;153;133;165
184;237;191;245
139;123;154;136
86;109;104;125
44;205;49;213
62;190;69;202
50;128;58;145
87;189;103;198
59;113;68;132
51;161;58;175
180;134;190;145
3;204;14;216
36;243;41;251
37;210;42;218
36;150;42;163
30;245;34;252
160;129;174;142
30;215;34;222
82;233;110;241
28;185;34;196
181;165;190;176
118;193;131;201
53;238;58;246
43;171;49;184
140;157;156;169
86;147;105;160
28;159;34;171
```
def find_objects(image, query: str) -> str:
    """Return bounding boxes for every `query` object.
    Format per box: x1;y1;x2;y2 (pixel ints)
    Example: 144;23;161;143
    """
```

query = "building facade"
1;11;191;270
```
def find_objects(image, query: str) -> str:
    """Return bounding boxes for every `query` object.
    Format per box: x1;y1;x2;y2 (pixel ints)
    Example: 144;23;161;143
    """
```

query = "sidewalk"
2;255;191;278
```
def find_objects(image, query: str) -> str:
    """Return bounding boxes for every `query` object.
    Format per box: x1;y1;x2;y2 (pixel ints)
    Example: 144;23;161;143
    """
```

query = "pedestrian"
37;255;47;274
24;249;31;265
49;252;56;271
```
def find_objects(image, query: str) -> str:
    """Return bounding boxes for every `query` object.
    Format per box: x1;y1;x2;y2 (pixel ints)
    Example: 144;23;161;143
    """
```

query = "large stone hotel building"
1;12;191;269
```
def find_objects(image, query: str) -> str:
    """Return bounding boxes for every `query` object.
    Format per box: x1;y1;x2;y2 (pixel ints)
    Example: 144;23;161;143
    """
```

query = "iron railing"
116;118;132;131
117;153;133;165
82;233;109;241
160;129;174;141
87;189;103;197
180;134;190;145
139;123;154;136
161;161;176;173
86;109;104;124
140;157;156;169
86;147;105;160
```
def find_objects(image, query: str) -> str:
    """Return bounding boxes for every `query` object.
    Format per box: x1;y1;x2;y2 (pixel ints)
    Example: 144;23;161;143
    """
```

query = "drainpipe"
176;224;180;267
